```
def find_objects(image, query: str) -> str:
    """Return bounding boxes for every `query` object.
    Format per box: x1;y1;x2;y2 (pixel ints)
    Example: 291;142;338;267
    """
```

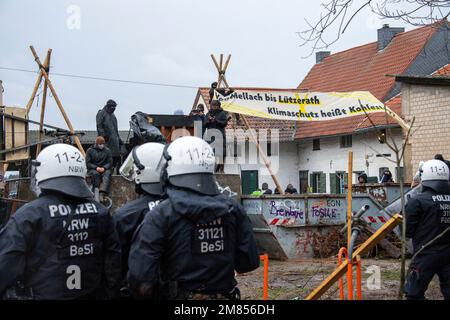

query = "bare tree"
298;0;450;57
359;102;416;299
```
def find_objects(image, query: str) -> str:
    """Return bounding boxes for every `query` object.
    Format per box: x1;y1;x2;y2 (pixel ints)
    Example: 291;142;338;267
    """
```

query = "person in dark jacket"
285;184;298;194
205;100;229;173
358;173;368;184
261;182;272;195
0;143;121;299
128;136;259;300
405;159;450;300
96;99;123;174
380;169;394;183
114;142;165;297
189;104;206;138
86;136;113;198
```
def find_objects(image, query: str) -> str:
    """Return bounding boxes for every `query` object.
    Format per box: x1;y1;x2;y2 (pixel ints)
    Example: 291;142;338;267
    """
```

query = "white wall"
221;128;403;194
224;141;299;192
297;128;404;193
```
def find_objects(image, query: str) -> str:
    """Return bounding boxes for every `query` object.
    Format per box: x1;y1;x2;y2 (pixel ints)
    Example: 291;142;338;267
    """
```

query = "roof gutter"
295;123;400;141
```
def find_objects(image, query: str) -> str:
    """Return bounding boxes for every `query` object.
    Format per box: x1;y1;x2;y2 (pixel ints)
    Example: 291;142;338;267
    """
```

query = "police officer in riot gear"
114;142;165;294
0;144;121;300
128;136;259;300
405;159;450;300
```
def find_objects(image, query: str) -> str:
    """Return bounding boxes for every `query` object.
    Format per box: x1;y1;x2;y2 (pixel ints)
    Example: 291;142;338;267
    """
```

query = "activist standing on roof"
128;136;259;300
205;100;229;173
405;159;450;300
0;144;121;299
96;99;124;174
113;142;165;298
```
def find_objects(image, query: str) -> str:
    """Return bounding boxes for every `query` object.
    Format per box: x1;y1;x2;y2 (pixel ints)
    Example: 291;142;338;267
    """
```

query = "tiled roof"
298;25;437;100
192;24;446;142
295;95;401;140
433;64;450;76
196;87;299;142
294;24;442;140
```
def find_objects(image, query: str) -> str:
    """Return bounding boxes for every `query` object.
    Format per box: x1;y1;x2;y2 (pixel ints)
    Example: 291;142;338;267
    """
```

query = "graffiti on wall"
294;229;314;254
309;199;345;224
368;186;387;202
267;200;305;226
243;200;262;215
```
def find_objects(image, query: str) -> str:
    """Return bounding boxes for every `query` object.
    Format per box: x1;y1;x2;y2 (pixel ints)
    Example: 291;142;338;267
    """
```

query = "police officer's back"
405;159;450;300
0;144;121;299
114;143;165;288
128;136;259;299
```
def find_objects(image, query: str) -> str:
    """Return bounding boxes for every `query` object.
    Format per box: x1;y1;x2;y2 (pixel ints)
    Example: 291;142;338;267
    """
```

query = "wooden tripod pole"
29;46;85;157
347;151;353;255
211;54;284;194
25;49;51;115
36;49;52;156
241;115;284;194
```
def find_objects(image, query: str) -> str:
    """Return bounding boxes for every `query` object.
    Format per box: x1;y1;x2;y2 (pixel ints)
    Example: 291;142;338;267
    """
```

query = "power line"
0;66;199;89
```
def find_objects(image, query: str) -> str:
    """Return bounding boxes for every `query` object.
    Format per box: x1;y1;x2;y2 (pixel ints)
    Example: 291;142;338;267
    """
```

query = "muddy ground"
238;258;445;300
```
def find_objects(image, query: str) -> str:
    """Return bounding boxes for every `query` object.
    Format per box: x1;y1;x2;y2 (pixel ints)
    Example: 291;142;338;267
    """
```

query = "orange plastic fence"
338;247;362;300
260;254;269;300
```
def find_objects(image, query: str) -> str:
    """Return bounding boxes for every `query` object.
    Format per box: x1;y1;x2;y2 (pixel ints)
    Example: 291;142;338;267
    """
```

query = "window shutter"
330;173;337;194
320;172;326;193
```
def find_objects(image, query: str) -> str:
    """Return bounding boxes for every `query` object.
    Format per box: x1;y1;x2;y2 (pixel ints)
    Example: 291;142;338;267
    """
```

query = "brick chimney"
377;24;404;50
315;51;331;63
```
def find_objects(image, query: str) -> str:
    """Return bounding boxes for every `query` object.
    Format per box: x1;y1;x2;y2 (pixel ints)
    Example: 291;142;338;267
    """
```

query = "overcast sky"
0;0;412;130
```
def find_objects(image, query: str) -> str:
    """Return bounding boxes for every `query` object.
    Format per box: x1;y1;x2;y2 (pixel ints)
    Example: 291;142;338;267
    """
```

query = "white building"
190;24;450;194
192;87;403;195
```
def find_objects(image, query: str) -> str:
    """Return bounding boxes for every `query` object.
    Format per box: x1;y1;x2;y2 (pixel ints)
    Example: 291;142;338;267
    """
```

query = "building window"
299;170;309;193
396;167;405;182
330;172;347;194
231;140;243;158
313;139;320;151
340;135;352;148
336;172;347;194
311;172;326;193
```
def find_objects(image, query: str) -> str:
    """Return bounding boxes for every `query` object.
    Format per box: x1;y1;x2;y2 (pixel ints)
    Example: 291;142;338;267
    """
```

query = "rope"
0;66;198;89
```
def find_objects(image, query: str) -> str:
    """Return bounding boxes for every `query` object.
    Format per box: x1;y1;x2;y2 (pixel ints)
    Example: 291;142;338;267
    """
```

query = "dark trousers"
405;248;450;300
88;169;112;194
112;156;122;175
207;135;226;173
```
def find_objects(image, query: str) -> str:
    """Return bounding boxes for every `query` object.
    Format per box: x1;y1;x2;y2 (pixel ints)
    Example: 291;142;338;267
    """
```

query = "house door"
241;170;259;195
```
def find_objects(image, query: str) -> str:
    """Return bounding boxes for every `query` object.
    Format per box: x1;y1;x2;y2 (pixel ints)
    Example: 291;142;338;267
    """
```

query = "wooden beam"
25;72;44;114
210;54;285;194
223;54;232;72
305;213;403;300
211;54;221;72
36;49;52;155
384;105;410;131
241;115;284;195
29;46;85;157
347;151;353;254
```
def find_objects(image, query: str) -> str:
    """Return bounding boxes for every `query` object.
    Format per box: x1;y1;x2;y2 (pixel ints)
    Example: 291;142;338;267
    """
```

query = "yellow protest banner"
214;90;385;121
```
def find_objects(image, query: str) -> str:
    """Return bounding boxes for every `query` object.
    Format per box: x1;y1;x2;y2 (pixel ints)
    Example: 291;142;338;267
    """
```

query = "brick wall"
402;83;450;179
